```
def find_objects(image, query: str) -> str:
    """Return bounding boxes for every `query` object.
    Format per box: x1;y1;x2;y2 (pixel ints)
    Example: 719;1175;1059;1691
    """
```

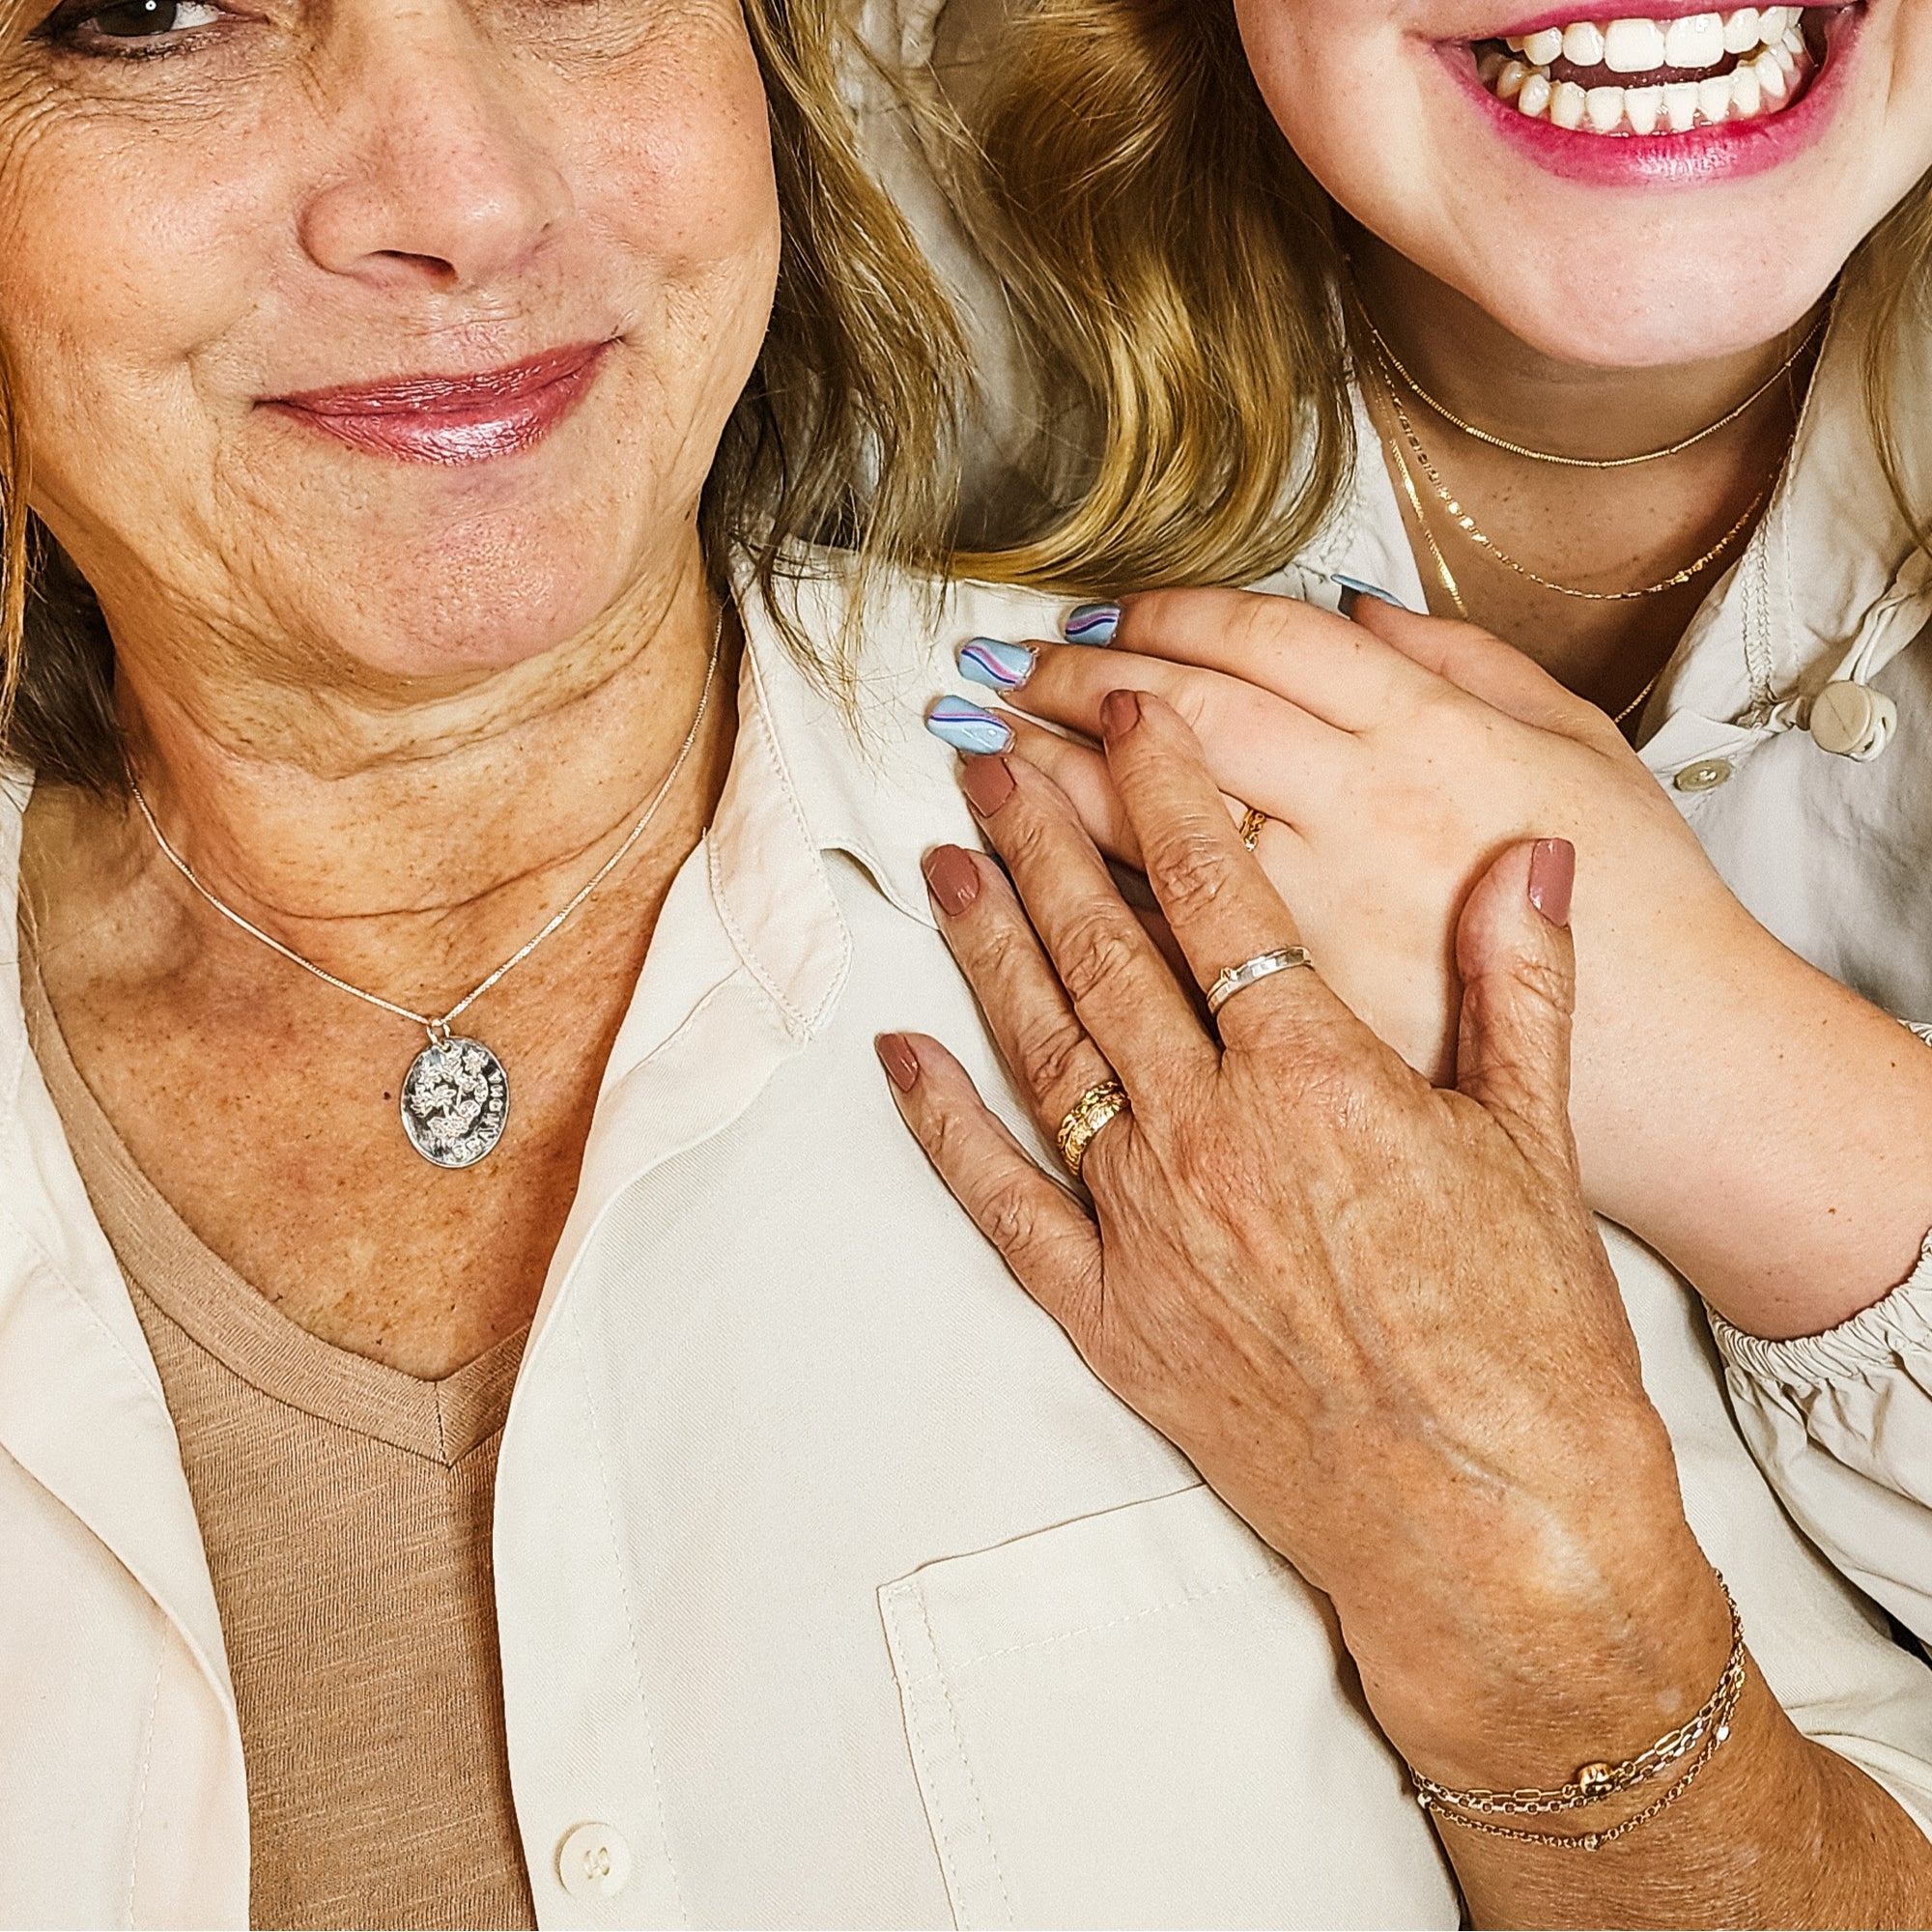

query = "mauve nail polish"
960;755;1016;816
1528;838;1577;927
875;1034;921;1093
923;845;982;917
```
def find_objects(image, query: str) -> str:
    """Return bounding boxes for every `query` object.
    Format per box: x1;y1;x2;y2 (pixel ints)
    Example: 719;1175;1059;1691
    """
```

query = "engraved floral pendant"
400;1035;511;1169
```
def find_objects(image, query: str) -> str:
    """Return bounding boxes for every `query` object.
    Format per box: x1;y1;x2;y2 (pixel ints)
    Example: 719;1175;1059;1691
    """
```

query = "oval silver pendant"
400;1035;511;1169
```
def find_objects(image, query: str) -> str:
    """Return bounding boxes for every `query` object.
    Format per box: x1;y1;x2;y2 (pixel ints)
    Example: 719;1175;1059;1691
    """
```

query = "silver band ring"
1056;1078;1130;1181
1206;947;1315;1020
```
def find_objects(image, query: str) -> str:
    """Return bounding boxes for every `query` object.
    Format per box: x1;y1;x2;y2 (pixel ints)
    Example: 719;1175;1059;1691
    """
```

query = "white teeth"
1722;7;1761;52
1484;8;1810;132
1563;18;1606;61
1662;12;1726;66
1663;79;1702;128
1604;15;1666;70
1584;83;1626;129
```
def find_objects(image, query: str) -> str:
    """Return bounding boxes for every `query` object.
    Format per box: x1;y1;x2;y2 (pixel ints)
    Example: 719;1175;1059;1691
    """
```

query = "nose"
298;1;571;293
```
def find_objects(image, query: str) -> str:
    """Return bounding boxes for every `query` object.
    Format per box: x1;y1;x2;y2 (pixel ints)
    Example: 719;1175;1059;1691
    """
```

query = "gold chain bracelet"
1411;1579;1747;1852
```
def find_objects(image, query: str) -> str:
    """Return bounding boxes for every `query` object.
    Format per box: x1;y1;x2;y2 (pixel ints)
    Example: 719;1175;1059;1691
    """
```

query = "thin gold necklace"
1379;363;1771;604
1361;306;1827;470
1384;426;1662;732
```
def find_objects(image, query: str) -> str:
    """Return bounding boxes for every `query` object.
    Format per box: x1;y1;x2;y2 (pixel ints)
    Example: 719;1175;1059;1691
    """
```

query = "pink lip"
265;341;611;464
1445;5;1861;185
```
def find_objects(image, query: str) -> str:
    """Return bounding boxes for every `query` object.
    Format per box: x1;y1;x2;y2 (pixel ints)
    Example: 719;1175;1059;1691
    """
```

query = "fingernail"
1099;688;1142;743
923;844;982;918
1329;573;1409;620
958;638;1037;693
959;753;1016;816
1065;603;1122;646
926;696;1014;755
1528;838;1576;927
876;1033;921;1094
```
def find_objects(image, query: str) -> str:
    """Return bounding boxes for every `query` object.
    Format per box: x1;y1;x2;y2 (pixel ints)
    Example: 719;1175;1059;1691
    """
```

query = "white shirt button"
557;1822;633;1900
1809;680;1897;761
1673;758;1733;793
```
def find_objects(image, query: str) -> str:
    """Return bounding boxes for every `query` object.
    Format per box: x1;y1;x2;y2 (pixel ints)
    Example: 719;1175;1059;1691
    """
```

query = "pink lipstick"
266;341;611;464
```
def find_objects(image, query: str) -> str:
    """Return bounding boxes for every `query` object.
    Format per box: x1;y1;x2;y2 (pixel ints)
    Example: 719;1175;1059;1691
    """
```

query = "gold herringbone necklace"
1378;360;1771;605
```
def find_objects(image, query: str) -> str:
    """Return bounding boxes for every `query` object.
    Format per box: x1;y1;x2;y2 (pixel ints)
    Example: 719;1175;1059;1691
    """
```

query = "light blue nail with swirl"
1064;603;1122;645
958;638;1037;692
927;696;1015;755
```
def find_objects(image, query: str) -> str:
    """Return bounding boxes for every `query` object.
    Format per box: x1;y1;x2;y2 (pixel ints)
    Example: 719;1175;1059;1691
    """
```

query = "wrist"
1338;1513;1733;1797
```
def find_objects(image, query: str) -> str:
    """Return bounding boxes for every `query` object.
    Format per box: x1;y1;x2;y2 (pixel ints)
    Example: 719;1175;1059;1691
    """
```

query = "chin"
1451;249;1842;367
304;525;642;683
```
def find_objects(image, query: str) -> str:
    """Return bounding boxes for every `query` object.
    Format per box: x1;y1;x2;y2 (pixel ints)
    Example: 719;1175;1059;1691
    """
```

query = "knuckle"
981;1185;1045;1261
1014;1006;1099;1097
1148;828;1232;925
1052;906;1144;1009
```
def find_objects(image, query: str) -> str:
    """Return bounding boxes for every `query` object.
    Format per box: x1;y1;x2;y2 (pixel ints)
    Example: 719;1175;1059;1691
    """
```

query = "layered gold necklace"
1360;305;1824;607
1357;298;1827;726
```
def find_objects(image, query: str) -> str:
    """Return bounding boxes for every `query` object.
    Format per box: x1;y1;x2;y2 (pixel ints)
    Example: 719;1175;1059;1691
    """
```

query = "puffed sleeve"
1713;1231;1932;1648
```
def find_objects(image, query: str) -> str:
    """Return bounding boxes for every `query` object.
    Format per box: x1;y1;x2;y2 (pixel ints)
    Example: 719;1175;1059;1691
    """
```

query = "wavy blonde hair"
0;0;966;790
960;0;1932;594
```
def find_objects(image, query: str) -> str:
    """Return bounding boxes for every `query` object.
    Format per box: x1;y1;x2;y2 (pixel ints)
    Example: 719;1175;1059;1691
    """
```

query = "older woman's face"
1236;0;1932;365
0;0;777;681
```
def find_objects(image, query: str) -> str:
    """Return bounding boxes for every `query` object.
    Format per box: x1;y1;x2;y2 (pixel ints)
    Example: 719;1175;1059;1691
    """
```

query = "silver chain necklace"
130;611;724;1171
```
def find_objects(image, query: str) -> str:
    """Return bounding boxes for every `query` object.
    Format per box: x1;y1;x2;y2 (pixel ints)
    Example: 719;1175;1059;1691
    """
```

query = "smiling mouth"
1472;8;1824;134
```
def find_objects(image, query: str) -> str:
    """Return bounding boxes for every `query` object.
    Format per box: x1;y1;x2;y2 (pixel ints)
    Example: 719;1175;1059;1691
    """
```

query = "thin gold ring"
1056;1078;1130;1182
1237;805;1269;852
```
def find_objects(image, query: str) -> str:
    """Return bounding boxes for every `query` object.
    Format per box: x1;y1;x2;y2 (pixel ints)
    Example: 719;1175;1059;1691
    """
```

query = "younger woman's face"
1236;0;1932;365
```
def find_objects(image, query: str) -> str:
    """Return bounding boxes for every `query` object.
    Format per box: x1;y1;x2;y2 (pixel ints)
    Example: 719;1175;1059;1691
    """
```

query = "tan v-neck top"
24;957;538;1932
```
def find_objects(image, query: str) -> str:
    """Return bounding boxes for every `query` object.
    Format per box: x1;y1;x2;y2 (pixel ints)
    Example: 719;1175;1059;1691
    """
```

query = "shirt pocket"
878;1484;1459;1931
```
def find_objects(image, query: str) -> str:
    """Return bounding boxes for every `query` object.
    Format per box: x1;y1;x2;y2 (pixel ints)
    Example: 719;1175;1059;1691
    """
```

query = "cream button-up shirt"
8;561;1932;1929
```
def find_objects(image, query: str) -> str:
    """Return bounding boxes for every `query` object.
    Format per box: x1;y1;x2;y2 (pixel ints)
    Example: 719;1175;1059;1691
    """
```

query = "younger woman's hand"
965;586;1724;1089
949;588;1932;1339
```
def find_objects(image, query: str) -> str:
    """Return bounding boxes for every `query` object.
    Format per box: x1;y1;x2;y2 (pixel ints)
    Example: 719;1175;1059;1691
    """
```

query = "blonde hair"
962;0;1932;594
0;0;966;789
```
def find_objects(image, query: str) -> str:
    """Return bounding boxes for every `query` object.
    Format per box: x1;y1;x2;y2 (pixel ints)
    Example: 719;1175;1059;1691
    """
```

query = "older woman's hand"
966;588;1932;1341
881;690;1932;1927
884;689;1720;1770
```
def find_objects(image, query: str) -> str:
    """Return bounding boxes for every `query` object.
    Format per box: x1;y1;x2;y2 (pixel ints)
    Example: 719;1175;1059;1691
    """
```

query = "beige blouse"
23;952;536;1931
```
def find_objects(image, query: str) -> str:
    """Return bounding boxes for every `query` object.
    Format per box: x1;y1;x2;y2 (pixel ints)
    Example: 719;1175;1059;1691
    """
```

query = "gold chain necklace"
1383;423;1662;731
1379;363;1771;604
1361;306;1826;470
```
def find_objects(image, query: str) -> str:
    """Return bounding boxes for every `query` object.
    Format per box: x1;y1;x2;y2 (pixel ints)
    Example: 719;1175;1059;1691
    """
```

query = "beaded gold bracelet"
1411;1579;1748;1853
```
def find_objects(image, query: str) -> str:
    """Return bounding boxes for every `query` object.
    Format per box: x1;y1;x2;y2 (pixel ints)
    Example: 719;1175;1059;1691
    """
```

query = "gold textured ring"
1236;805;1269;852
1206;946;1315;1021
1056;1078;1130;1181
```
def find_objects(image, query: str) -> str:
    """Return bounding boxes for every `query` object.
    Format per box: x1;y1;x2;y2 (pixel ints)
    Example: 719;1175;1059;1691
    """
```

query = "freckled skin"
7;0;772;1377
